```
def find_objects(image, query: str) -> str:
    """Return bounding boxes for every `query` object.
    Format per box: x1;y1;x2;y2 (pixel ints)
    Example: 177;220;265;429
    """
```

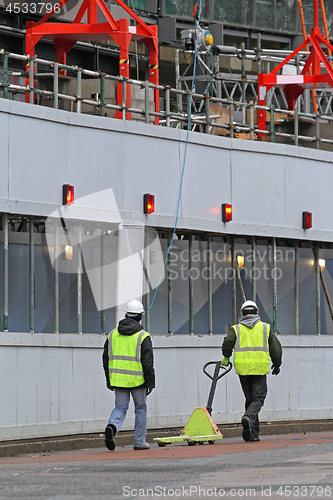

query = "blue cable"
146;0;202;311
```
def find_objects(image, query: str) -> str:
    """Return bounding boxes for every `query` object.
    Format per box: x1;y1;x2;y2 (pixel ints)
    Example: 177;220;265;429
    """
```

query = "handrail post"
315;113;320;150
29;56;35;104
77;68;82;113
205;94;210;134
294;98;299;146
53;62;58;109
270;104;275;143
249;102;254;140
145;79;150;124
3;51;8;99
122;77;127;120
229;103;234;139
100;74;105;117
165;86;171;127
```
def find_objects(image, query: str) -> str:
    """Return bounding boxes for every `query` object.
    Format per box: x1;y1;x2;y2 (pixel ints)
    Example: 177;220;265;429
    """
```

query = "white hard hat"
126;300;145;315
240;300;259;314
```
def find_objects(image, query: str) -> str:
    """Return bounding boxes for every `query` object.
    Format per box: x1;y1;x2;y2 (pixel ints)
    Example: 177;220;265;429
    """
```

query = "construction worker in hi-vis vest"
102;300;155;451
221;300;282;442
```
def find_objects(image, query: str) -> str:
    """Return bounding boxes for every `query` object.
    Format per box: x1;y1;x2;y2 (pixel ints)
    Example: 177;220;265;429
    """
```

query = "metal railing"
1;49;333;150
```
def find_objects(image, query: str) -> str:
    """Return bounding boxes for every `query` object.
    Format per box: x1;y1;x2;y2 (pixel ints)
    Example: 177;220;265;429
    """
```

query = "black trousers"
239;374;267;438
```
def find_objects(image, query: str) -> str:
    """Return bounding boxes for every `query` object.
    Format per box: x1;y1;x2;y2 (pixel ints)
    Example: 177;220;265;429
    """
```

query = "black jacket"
222;314;282;369
102;318;155;389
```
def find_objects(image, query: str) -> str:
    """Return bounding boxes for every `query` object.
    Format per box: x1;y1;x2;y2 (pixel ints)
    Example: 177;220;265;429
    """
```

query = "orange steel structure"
258;0;333;132
25;0;159;122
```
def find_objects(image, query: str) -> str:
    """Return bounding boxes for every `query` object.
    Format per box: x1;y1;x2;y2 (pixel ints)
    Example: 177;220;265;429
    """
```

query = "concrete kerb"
1;420;333;458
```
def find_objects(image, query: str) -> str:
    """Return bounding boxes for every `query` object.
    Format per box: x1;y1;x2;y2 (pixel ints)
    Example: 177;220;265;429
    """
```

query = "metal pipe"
315;246;320;335
3;52;8;99
229;103;234;139
165;87;171;127
320;267;333;320
294;243;299;335
241;43;246;125
273;237;277;334
3;214;8;331
294;98;299;146
215;55;222;99
207;235;213;334
236;265;246;303
232;237;236;325
315;113;320;150
205;95;210;135
167;231;172;334
187;92;191;127
54;221;59;334
101;227;105;334
77;224;83;334
53;62;58;109
100;74;105;117
257;33;262;74
77;69;82;113
175;49;182;113
145;80;150;124
144;230;150;334
29;57;34;104
252;236;256;302
189;235;194;334
29;217;34;333
122;78;127;120
249;102;254;140
270;105;275;143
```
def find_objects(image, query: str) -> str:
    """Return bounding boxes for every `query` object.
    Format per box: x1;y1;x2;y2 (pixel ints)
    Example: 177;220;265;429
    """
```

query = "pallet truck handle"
203;360;232;381
203;360;233;415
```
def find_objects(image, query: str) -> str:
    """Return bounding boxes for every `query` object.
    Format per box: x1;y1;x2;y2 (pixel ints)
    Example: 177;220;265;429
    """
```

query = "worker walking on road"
221;300;282;442
102;300;155;451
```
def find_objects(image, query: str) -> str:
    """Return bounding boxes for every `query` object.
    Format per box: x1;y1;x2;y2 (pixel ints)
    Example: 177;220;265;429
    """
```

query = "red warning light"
222;203;232;222
144;193;155;214
63;184;74;206
302;211;312;230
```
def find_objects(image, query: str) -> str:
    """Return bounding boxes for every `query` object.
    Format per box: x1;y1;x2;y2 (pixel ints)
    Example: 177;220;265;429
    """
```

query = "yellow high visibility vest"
232;321;270;376
108;328;150;388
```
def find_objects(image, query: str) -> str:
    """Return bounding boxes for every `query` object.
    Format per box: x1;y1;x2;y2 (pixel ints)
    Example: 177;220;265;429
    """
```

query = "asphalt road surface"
0;433;333;500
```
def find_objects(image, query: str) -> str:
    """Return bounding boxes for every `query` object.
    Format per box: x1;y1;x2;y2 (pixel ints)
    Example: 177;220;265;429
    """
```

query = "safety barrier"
1;48;333;150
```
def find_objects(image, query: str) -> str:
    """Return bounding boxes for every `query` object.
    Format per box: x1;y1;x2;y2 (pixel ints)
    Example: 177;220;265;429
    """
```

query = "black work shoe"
241;416;252;442
133;442;150;450
249;435;260;442
105;424;116;451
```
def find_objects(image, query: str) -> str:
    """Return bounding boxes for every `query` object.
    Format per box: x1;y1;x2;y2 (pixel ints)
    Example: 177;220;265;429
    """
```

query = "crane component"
25;0;159;123
258;0;333;132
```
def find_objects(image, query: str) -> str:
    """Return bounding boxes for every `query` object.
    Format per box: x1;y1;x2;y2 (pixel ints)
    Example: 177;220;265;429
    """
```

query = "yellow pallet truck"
153;360;232;447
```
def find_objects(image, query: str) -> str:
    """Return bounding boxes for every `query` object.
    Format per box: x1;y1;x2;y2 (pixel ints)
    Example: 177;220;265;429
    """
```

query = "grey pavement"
0;434;333;500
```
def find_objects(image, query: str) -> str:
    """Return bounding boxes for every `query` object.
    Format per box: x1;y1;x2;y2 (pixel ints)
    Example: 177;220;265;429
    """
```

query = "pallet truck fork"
153;360;232;447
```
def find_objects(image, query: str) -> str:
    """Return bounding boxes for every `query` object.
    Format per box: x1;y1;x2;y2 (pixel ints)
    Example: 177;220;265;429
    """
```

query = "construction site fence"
0;49;332;150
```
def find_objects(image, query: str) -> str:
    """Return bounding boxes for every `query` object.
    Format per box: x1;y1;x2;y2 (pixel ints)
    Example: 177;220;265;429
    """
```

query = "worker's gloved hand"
146;387;154;396
221;357;229;366
106;381;114;391
272;366;280;375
